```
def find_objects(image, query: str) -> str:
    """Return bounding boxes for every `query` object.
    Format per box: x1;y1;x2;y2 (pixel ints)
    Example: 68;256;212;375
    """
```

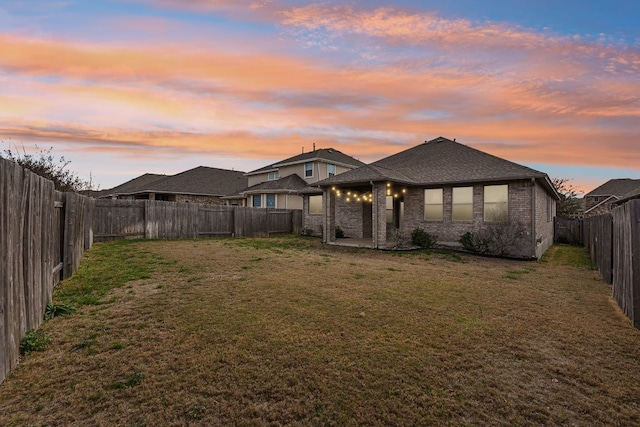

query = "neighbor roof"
101;167;247;197
585;179;640;198
317;137;559;198
246;148;365;175
240;174;310;194
95;173;167;197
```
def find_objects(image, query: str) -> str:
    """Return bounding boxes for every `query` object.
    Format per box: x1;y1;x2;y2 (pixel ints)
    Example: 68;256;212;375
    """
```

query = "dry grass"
1;237;639;426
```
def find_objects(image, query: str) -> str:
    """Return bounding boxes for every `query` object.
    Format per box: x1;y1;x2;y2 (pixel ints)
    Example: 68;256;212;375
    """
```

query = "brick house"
95;166;247;204
310;137;560;259
584;179;640;217
224;148;365;209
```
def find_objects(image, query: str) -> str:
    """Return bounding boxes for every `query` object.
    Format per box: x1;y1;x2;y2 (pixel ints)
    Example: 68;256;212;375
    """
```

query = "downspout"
531;178;536;258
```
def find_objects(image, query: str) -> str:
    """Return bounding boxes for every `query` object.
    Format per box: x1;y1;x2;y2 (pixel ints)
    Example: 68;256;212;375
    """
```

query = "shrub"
20;330;50;356
411;227;437;248
44;302;76;320
459;222;529;257
390;228;410;249
335;226;345;238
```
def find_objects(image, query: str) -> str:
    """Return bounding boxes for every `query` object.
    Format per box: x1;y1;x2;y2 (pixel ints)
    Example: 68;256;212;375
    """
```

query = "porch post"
323;187;336;243
372;182;387;249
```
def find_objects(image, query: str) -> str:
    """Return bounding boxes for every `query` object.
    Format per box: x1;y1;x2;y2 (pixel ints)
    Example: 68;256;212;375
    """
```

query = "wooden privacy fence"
93;199;303;242
584;200;640;328
554;217;584;246
0;158;94;384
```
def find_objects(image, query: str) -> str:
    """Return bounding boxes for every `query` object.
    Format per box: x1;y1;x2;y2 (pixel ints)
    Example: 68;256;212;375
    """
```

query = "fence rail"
93;200;303;242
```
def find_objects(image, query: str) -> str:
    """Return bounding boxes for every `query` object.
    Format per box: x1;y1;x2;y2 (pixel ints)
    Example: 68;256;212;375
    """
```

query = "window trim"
308;195;322;215
266;194;276;208
452;186;474;222
484;184;509;223
424;188;443;221
328;164;336;177
268;171;279;181
252;194;262;208
304;162;314;178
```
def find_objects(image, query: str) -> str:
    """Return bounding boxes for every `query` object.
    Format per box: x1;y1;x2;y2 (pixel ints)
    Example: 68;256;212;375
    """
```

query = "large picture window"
452;187;473;221
308;195;322;214
484;185;508;222
424;189;443;221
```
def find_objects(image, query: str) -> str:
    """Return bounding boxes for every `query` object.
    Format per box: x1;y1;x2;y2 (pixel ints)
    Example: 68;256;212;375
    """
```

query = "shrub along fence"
584;200;640;328
93;199;303;242
0;158;93;384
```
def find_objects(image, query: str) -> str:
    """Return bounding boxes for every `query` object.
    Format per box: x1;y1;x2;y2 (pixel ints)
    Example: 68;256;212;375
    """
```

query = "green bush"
335;226;345;238
20;330;50;356
459;232;475;252
411;227;437;248
44;302;76;320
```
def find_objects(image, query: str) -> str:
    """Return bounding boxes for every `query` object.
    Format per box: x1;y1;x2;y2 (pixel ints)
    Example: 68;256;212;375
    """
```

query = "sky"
1;0;639;193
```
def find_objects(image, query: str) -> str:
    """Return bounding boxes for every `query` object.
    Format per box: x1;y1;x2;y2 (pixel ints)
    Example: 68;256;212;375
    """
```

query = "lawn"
1;236;639;426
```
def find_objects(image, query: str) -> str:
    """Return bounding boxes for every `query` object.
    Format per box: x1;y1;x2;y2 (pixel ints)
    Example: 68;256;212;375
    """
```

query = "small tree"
1;144;96;192
551;177;582;218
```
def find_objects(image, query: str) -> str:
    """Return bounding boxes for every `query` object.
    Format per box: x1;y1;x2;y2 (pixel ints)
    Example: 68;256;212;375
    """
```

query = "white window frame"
305;162;313;178
266;194;276;208
328;164;336;177
268;171;279;181
252;194;262;208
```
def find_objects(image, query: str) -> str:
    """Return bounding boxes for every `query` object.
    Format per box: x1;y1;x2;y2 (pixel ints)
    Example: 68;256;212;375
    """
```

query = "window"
484;185;508;222
452;187;473;221
424;189;443;221
305;162;313;178
386;196;394;224
309;195;322;214
328;164;336;177
268;171;279;180
266;194;276;208
252;194;261;208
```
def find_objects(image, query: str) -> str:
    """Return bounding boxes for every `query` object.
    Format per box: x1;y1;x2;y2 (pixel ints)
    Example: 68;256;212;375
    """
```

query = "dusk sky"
1;0;639;193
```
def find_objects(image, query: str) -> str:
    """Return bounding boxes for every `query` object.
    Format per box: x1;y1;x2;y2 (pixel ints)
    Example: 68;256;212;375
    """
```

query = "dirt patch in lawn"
1;237;639;426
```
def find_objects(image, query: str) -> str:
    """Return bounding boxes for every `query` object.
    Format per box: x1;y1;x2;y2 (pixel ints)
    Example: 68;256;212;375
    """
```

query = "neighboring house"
224;148;365;210
613;186;640;207
311;137;560;259
584;179;640;217
96;166;247;205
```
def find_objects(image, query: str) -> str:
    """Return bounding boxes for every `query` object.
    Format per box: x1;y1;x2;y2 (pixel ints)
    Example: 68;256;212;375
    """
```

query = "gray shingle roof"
240;174;309;194
585;179;640;197
317;137;558;197
96;173;167;197
247;148;365;175
103;167;247;197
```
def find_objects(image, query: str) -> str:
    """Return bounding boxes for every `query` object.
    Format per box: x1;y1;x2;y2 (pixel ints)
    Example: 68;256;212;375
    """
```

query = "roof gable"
246;148;365;175
373;137;546;185
240;174;309;194
585;179;640;197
